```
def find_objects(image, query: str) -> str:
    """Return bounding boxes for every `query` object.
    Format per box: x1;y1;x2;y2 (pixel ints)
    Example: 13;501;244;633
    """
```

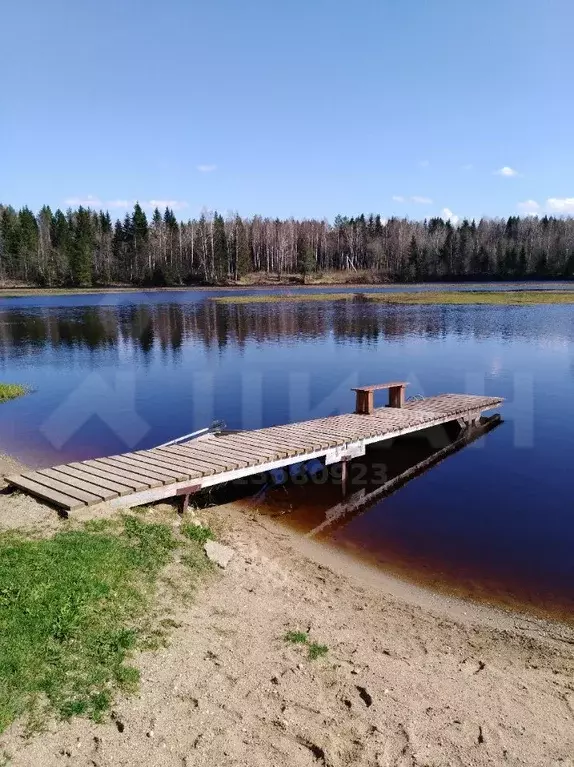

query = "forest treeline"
2;202;574;287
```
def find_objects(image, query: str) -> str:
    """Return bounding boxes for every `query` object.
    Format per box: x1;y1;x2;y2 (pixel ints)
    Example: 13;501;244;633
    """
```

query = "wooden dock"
5;386;503;513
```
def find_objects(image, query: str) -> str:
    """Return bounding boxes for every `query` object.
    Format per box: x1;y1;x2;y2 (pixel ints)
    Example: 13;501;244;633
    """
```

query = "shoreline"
1;451;572;629
1;278;573;299
0;496;572;765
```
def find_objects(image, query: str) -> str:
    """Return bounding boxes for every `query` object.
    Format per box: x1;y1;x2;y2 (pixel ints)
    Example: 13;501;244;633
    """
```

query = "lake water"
1;286;574;620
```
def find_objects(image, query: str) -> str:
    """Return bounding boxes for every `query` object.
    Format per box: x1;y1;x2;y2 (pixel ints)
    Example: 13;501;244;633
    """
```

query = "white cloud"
64;195;102;207
494;166;519;177
441;207;460;225
419;160;430;168
107;199;134;209
516;197;574;216
547;197;574;214
461;163;473;171
197;164;217;173
392;195;405;203
146;199;189;211
517;200;540;214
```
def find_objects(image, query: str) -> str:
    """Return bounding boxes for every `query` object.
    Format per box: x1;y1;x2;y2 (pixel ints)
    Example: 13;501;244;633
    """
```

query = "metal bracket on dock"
325;442;366;466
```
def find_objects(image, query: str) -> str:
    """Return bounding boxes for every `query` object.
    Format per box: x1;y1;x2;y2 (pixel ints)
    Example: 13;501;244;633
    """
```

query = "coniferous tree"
408;235;419;282
37;205;54;284
233;215;251;279
298;241;315;283
212;213;228;281
132;203;148;252
163;207;179;272
0;206;20;278
17;207;39;281
69;207;93;286
111;219;124;281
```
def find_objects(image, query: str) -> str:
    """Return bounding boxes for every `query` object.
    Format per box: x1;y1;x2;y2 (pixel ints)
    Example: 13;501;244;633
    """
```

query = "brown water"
241;424;574;624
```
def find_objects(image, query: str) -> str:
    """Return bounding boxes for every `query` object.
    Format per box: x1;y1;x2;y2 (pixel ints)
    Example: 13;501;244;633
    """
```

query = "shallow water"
1;286;573;617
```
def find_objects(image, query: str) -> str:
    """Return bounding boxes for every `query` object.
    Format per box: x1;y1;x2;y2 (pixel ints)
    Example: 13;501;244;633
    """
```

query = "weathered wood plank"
283;426;344;446
107;455;189;482
78;461;159;490
155;446;249;471
141;450;218;475
152;446;225;473
219;433;302;456
128;451;198;479
6;474;87;510
245;428;317;451
157;445;229;469
211;434;295;459
181;439;276;466
54;465;134;496
255;428;331;452
21;471;102;505
38;468;117;501
192;442;267;464
95;457;176;484
269;425;344;447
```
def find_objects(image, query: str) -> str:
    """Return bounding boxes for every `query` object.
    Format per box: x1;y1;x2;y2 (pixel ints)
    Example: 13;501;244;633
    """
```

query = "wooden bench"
352;382;408;414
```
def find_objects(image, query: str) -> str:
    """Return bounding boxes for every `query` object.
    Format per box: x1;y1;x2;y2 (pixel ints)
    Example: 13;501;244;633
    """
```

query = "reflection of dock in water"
306;414;502;538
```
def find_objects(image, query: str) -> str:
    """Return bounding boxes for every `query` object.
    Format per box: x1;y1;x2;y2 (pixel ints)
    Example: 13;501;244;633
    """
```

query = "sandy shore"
0;456;573;766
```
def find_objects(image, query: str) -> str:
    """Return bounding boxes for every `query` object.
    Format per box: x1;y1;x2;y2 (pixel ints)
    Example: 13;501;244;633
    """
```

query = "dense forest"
2;202;574;287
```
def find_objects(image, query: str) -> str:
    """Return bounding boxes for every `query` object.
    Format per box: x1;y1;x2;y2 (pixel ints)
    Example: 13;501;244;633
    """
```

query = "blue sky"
1;0;572;222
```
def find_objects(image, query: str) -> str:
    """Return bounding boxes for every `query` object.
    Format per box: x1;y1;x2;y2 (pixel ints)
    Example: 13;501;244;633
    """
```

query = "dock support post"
341;459;348;496
180;493;190;515
176;484;202;515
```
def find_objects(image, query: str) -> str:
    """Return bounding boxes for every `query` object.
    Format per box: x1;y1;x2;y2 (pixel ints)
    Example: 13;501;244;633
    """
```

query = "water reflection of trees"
0;301;569;357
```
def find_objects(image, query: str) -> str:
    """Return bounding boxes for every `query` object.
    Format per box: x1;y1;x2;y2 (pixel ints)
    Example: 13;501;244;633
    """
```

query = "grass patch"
212;292;361;304
0;383;27;403
212;289;574;306
308;642;329;660
365;290;574;305
284;630;309;644
0;514;210;734
284;630;329;660
181;522;215;545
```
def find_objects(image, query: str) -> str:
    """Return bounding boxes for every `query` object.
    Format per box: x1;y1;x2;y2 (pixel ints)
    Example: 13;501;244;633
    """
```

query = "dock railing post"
355;389;374;415
388;384;406;408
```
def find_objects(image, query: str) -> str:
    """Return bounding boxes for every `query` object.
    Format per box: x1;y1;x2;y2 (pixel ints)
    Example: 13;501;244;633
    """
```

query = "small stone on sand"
204;540;235;568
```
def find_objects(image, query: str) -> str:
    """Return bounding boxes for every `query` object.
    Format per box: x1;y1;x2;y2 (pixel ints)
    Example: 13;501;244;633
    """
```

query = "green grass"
212;292;362;304
181;521;215;545
284;630;310;644
284;630;329;659
0;514;212;734
365;290;574;305
212;289;574;306
307;642;329;660
0;383;27;403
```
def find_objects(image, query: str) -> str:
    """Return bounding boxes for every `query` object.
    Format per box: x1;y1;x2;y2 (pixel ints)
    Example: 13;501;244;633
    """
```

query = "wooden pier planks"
5;392;503;512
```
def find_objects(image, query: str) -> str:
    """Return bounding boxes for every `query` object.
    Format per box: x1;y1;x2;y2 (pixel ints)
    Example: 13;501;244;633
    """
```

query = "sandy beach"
0;451;573;767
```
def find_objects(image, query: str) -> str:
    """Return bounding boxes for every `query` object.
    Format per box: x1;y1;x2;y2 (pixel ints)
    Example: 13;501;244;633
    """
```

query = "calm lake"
1;285;574;620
